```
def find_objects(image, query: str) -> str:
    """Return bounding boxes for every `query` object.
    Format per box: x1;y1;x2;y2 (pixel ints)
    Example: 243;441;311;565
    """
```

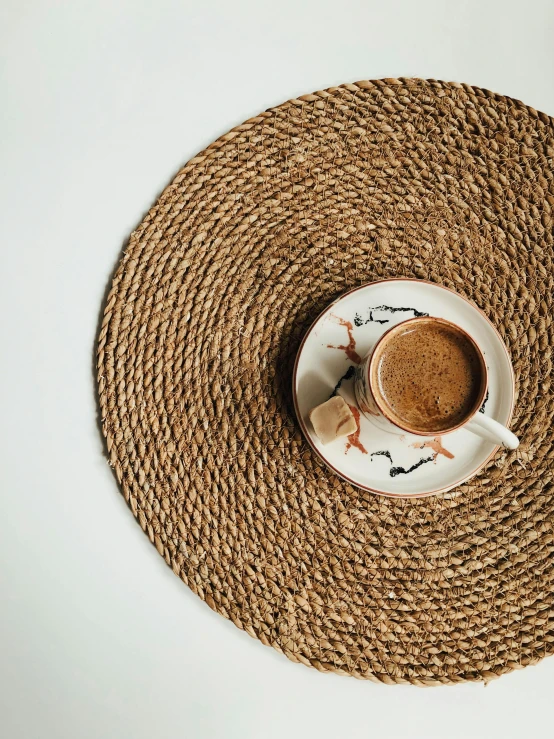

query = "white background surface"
1;1;553;737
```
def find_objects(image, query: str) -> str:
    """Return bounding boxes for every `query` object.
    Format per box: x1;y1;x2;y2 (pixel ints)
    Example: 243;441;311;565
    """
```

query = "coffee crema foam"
375;321;484;433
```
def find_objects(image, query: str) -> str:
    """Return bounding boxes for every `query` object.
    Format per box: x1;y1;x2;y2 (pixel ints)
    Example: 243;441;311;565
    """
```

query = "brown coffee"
373;319;485;433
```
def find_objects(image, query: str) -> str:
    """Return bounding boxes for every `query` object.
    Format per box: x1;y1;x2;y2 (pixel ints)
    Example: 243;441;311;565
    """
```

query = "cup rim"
367;316;489;436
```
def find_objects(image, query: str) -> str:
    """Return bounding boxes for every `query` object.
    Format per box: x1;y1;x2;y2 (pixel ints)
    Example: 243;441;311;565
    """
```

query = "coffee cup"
354;316;519;450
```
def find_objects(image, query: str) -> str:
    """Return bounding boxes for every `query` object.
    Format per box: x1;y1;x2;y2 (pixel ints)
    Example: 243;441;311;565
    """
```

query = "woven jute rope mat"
97;79;554;685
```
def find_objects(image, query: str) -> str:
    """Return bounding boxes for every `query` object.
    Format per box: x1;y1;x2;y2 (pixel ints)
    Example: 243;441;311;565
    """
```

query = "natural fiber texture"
97;79;554;685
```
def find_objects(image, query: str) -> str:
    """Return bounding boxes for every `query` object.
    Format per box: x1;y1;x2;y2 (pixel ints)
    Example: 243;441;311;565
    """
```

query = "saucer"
292;279;515;498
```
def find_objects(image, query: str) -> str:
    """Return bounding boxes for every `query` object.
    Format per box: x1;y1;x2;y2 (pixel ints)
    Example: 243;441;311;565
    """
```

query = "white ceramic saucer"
293;279;515;498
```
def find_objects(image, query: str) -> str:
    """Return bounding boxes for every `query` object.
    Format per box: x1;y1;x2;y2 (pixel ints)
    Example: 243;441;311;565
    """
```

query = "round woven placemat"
97;78;554;685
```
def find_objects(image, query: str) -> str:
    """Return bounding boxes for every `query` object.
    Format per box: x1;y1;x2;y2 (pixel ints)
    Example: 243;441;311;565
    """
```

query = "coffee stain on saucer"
412;436;454;462
345;404;367;455
327;315;362;364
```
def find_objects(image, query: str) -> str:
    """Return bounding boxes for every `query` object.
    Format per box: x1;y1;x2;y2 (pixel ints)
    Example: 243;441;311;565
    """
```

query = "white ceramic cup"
354;316;519;450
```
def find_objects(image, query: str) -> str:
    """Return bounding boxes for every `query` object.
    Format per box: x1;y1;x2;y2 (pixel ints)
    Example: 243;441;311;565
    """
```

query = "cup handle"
465;414;519;450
